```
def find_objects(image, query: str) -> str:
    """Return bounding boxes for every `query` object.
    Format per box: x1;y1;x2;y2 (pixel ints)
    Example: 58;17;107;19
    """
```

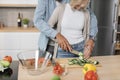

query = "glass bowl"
17;50;52;75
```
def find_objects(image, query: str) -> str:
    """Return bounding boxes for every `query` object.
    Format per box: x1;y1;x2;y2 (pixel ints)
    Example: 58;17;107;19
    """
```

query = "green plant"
22;18;29;24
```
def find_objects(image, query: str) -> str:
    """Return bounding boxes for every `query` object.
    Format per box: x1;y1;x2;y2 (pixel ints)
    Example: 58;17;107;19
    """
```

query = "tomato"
38;58;44;63
54;66;58;70
27;59;35;65
38;58;51;66
84;70;98;80
53;63;64;75
3;56;12;63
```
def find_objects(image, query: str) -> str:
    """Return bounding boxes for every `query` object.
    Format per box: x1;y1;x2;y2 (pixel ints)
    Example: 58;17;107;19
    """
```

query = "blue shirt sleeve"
33;0;58;39
88;8;98;39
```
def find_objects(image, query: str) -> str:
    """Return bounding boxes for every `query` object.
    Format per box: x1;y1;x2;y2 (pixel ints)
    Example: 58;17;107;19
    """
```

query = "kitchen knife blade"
70;49;80;55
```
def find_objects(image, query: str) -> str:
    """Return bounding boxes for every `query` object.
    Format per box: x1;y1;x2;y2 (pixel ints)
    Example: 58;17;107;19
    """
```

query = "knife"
70;49;83;56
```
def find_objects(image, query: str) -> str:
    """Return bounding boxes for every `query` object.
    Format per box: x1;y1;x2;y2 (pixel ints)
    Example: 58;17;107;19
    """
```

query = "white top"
61;4;85;44
56;1;61;6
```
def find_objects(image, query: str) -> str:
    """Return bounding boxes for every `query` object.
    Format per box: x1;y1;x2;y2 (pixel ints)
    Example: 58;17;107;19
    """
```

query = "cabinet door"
0;32;21;50
20;32;40;50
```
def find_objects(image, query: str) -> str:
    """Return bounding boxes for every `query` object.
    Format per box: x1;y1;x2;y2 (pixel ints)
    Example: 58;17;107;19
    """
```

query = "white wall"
0;0;37;4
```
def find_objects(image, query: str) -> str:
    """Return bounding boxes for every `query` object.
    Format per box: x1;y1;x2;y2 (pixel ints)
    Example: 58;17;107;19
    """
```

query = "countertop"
18;55;120;80
0;27;39;32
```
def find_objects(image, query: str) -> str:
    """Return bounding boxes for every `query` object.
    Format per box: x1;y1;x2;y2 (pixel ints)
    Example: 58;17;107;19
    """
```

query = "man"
34;0;98;58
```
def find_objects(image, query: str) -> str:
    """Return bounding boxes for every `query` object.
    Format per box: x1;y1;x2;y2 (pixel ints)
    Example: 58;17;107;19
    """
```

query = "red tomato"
27;59;35;65
3;56;12;63
53;63;64;75
54;66;58;70
84;70;98;80
38;58;51;66
38;58;44;63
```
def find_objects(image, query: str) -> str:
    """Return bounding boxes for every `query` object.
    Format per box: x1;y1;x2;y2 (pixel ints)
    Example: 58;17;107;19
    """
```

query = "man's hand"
56;33;72;52
83;39;94;59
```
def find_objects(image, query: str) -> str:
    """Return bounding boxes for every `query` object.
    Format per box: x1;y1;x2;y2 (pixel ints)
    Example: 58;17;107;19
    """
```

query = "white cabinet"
0;50;21;60
0;33;21;50
0;32;40;60
20;32;39;50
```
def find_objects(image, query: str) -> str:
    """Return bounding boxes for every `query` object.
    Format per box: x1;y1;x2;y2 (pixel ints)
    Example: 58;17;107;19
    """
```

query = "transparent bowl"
17;50;52;75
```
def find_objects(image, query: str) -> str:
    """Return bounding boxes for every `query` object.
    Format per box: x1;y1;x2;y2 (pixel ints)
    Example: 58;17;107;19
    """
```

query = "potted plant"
22;18;29;28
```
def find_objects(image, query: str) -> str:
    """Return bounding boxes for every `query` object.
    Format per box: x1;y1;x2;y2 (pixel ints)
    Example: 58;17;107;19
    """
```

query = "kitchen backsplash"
0;7;35;27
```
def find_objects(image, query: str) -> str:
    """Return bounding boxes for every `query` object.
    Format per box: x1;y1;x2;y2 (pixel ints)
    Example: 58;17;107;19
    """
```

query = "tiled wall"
0;7;35;27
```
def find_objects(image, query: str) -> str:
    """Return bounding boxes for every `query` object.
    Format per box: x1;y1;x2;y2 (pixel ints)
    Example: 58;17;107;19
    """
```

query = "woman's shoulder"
57;3;66;9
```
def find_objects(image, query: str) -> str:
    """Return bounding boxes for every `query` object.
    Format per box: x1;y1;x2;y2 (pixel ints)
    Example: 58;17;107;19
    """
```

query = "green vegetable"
93;61;99;65
0;60;10;68
78;52;83;56
51;75;61;80
0;63;4;72
68;52;99;66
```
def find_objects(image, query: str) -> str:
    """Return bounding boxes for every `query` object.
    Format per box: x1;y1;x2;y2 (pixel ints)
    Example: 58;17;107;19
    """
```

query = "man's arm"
84;8;98;59
33;0;58;39
89;8;98;40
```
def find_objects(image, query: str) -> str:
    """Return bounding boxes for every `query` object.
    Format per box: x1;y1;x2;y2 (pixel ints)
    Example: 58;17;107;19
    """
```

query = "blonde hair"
70;0;89;9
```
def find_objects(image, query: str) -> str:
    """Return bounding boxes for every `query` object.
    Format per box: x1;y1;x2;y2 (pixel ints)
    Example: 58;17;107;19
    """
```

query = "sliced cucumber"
93;61;99;65
78;52;83;56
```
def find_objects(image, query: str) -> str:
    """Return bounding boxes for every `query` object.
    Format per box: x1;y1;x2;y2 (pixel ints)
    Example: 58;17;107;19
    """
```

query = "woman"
48;0;98;58
34;0;98;58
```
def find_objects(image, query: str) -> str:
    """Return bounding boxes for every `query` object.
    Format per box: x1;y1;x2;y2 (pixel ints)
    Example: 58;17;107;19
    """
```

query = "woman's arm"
48;6;72;52
33;0;58;39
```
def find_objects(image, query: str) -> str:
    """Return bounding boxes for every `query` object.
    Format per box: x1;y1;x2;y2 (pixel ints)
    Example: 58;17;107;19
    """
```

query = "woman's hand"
83;39;94;59
56;33;72;52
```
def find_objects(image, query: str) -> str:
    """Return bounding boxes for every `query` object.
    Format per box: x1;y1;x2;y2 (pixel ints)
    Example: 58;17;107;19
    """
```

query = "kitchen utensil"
70;49;81;55
41;52;52;70
17;50;51;75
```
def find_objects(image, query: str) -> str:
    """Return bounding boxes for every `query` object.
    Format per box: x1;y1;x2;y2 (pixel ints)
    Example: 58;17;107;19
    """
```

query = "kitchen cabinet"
0;50;21;60
0;32;40;60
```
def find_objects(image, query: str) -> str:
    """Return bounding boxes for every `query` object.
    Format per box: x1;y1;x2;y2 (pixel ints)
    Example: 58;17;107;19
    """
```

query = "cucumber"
93;61;99;65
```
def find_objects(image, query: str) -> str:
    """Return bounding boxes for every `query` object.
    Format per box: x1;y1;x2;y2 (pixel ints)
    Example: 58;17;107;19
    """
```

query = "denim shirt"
33;0;98;51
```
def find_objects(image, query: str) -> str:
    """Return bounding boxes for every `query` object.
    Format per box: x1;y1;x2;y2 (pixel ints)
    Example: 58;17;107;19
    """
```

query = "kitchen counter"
18;55;120;80
0;27;39;32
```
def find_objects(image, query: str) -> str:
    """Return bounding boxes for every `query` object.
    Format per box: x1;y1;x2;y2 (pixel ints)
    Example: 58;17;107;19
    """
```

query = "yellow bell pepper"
83;64;97;74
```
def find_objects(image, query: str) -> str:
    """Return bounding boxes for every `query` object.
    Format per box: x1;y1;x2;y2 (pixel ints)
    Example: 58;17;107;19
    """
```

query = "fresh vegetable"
68;52;99;66
84;70;98;80
53;63;64;75
0;56;12;72
83;64;96;74
0;60;10;68
51;75;61;80
93;61;99;65
38;58;51;65
0;63;4;72
3;56;12;63
27;58;51;66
